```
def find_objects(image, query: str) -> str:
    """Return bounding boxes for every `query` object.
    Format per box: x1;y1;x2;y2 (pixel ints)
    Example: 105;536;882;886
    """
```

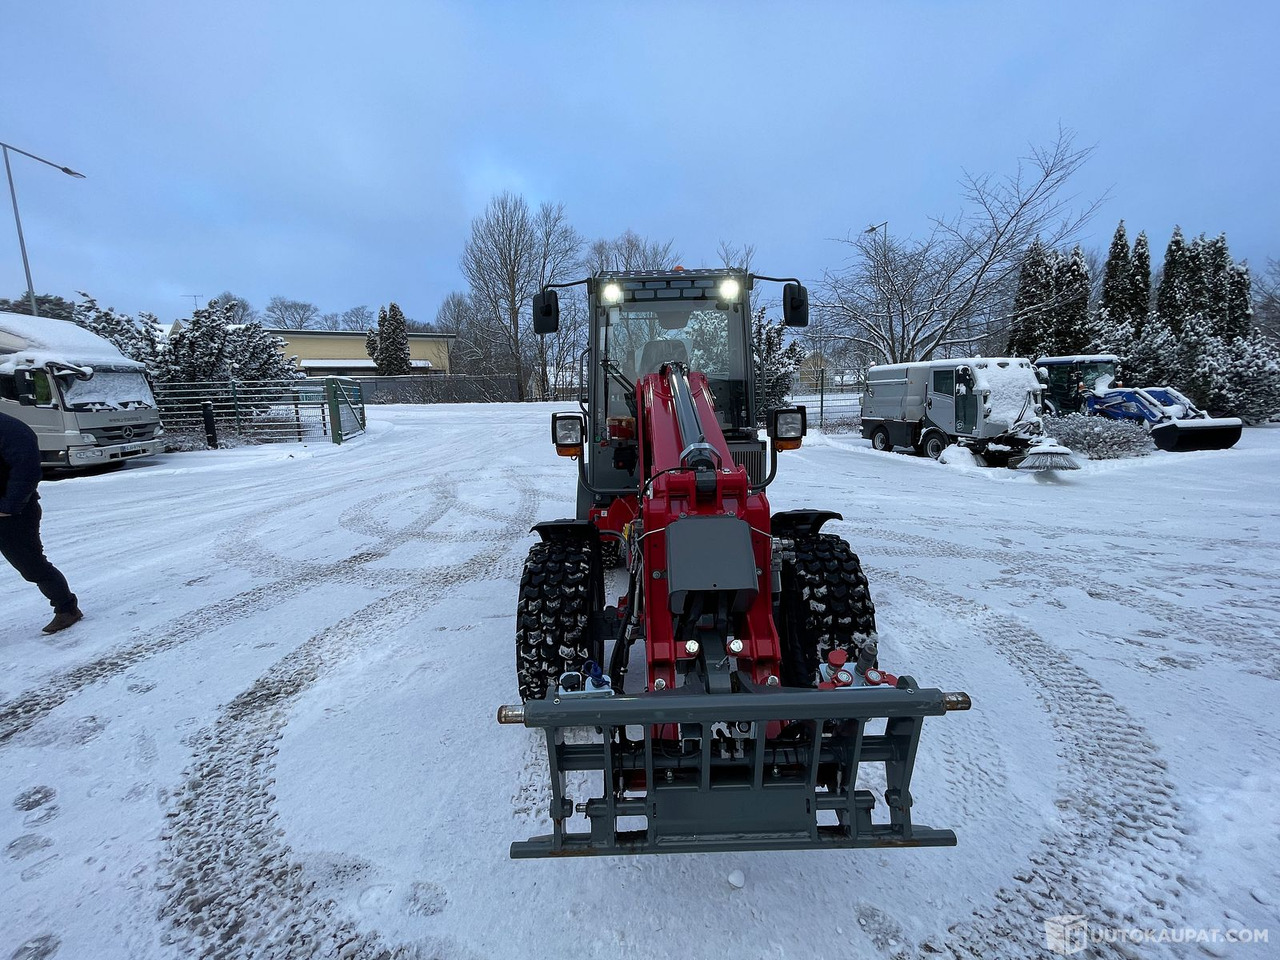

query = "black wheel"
921;431;947;460
515;539;602;702
870;426;892;452
776;533;877;687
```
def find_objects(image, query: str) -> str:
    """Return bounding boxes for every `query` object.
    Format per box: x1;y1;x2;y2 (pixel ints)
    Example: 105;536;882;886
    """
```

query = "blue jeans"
0;499;77;613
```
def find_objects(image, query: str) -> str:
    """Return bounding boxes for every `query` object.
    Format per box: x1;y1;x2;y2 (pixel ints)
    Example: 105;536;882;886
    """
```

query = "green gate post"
325;377;342;444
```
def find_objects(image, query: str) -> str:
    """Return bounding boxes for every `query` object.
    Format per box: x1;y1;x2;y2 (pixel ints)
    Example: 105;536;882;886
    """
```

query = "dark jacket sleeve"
0;416;42;514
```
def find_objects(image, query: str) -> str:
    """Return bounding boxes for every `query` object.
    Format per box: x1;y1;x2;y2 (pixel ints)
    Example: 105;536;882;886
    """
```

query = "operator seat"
638;339;689;376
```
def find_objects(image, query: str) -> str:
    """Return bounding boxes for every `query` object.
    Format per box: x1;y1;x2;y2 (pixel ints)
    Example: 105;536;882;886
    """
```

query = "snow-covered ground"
2;404;1278;960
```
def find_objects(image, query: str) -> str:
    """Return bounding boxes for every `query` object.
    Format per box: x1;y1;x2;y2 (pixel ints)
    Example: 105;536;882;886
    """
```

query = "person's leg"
0;502;78;612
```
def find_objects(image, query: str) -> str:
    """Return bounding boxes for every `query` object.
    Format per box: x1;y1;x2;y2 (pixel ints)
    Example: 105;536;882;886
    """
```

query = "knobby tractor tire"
778;533;877;688
600;537;623;569
515;539;601;703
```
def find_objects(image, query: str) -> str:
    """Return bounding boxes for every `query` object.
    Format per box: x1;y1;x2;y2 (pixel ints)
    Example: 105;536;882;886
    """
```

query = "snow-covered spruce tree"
1225;263;1254;341
153;298;298;383
1127;231;1152;339
1006;239;1055;358
376;302;412;376
1156;226;1193;339
1099;222;1131;321
72;292;161;366
365;327;380;365
751;307;806;416
1050;245;1091;355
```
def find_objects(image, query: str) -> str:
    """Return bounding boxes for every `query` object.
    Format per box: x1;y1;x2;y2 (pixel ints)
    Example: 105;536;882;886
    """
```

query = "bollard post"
201;401;219;449
819;367;826;428
326;377;342;444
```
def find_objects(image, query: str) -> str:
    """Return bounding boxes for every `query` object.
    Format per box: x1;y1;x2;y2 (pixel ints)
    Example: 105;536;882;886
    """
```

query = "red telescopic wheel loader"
497;269;970;858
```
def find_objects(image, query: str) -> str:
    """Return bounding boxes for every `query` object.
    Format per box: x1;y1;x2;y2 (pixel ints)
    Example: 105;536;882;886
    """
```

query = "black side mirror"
956;365;975;389
16;370;37;406
532;289;560;335
783;283;809;327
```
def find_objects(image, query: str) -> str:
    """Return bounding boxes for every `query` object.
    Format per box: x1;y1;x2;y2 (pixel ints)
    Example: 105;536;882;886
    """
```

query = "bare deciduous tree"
1257;258;1280;342
716;240;756;273
461;192;581;399
586;229;678;274
263;296;321;330
213;291;258;325
341;305;375;332
817;131;1101;364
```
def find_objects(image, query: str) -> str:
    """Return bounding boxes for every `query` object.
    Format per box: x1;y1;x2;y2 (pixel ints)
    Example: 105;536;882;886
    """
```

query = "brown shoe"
42;608;84;634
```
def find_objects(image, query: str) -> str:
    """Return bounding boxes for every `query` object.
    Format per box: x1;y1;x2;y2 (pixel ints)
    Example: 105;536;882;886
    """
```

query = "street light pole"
0;140;86;318
865;221;891;361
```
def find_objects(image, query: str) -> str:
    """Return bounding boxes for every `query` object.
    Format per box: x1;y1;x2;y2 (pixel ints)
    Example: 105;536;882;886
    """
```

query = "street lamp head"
60;166;86;179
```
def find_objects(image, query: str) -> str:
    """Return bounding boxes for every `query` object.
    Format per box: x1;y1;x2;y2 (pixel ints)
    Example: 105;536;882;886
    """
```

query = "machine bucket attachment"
1150;418;1243;452
498;681;970;858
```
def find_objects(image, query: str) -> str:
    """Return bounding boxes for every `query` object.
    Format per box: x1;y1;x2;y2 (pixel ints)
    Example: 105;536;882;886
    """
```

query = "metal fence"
356;374;523;404
155;377;366;447
789;371;863;433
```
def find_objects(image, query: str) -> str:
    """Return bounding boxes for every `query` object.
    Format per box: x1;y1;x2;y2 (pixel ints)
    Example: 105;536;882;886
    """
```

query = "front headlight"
602;283;624;304
719;278;740;301
79;433;97;444
775;411;804;439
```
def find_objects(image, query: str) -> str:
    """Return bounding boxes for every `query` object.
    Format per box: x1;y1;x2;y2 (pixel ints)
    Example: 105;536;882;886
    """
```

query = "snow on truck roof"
0;311;144;372
1034;354;1120;365
867;357;1036;376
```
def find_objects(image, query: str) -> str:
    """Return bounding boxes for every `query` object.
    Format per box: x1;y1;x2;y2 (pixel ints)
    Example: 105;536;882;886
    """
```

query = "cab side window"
32;371;55;406
0;373;16;402
932;369;955;395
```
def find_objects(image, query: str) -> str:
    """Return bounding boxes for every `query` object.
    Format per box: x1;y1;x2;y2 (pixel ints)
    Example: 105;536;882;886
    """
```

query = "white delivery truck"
0;311;165;469
860;356;1077;470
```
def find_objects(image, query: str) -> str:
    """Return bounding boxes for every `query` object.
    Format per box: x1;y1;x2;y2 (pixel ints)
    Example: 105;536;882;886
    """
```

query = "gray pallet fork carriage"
498;682;970;857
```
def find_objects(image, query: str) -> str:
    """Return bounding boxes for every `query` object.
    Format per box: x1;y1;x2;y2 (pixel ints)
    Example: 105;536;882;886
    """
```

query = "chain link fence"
155;377;365;448
789;370;863;433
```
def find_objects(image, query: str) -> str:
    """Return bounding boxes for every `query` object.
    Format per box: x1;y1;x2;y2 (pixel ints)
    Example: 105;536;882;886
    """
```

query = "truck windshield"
1077;361;1117;392
60;369;157;411
602;301;750;429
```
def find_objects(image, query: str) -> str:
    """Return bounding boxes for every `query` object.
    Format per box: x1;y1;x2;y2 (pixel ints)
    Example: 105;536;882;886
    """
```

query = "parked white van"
0;312;164;469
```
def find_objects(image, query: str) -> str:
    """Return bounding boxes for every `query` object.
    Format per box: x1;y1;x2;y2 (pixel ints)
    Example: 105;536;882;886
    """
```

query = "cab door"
927;367;957;435
13;369;69;462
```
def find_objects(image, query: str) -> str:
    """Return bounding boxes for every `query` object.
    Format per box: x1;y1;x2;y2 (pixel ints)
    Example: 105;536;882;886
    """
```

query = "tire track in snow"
0;474;520;747
155;483;543;960
872;569;1193;960
851;524;1280;681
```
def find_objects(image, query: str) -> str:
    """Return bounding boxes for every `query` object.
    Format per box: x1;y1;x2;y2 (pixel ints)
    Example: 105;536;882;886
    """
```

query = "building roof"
265;328;455;340
298;358;433;370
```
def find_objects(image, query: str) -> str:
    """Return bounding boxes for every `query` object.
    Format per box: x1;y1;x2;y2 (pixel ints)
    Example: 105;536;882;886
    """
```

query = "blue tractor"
1035;355;1242;453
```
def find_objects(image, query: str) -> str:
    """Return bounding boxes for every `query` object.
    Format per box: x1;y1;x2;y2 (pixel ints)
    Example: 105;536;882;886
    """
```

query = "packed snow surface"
3;404;1279;960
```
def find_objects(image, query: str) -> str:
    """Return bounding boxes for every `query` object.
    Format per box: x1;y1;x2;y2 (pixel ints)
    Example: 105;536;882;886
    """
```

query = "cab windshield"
59;368;157;411
600;300;750;430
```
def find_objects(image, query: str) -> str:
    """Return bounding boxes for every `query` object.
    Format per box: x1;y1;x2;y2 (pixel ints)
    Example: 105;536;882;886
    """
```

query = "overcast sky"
2;1;1275;324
